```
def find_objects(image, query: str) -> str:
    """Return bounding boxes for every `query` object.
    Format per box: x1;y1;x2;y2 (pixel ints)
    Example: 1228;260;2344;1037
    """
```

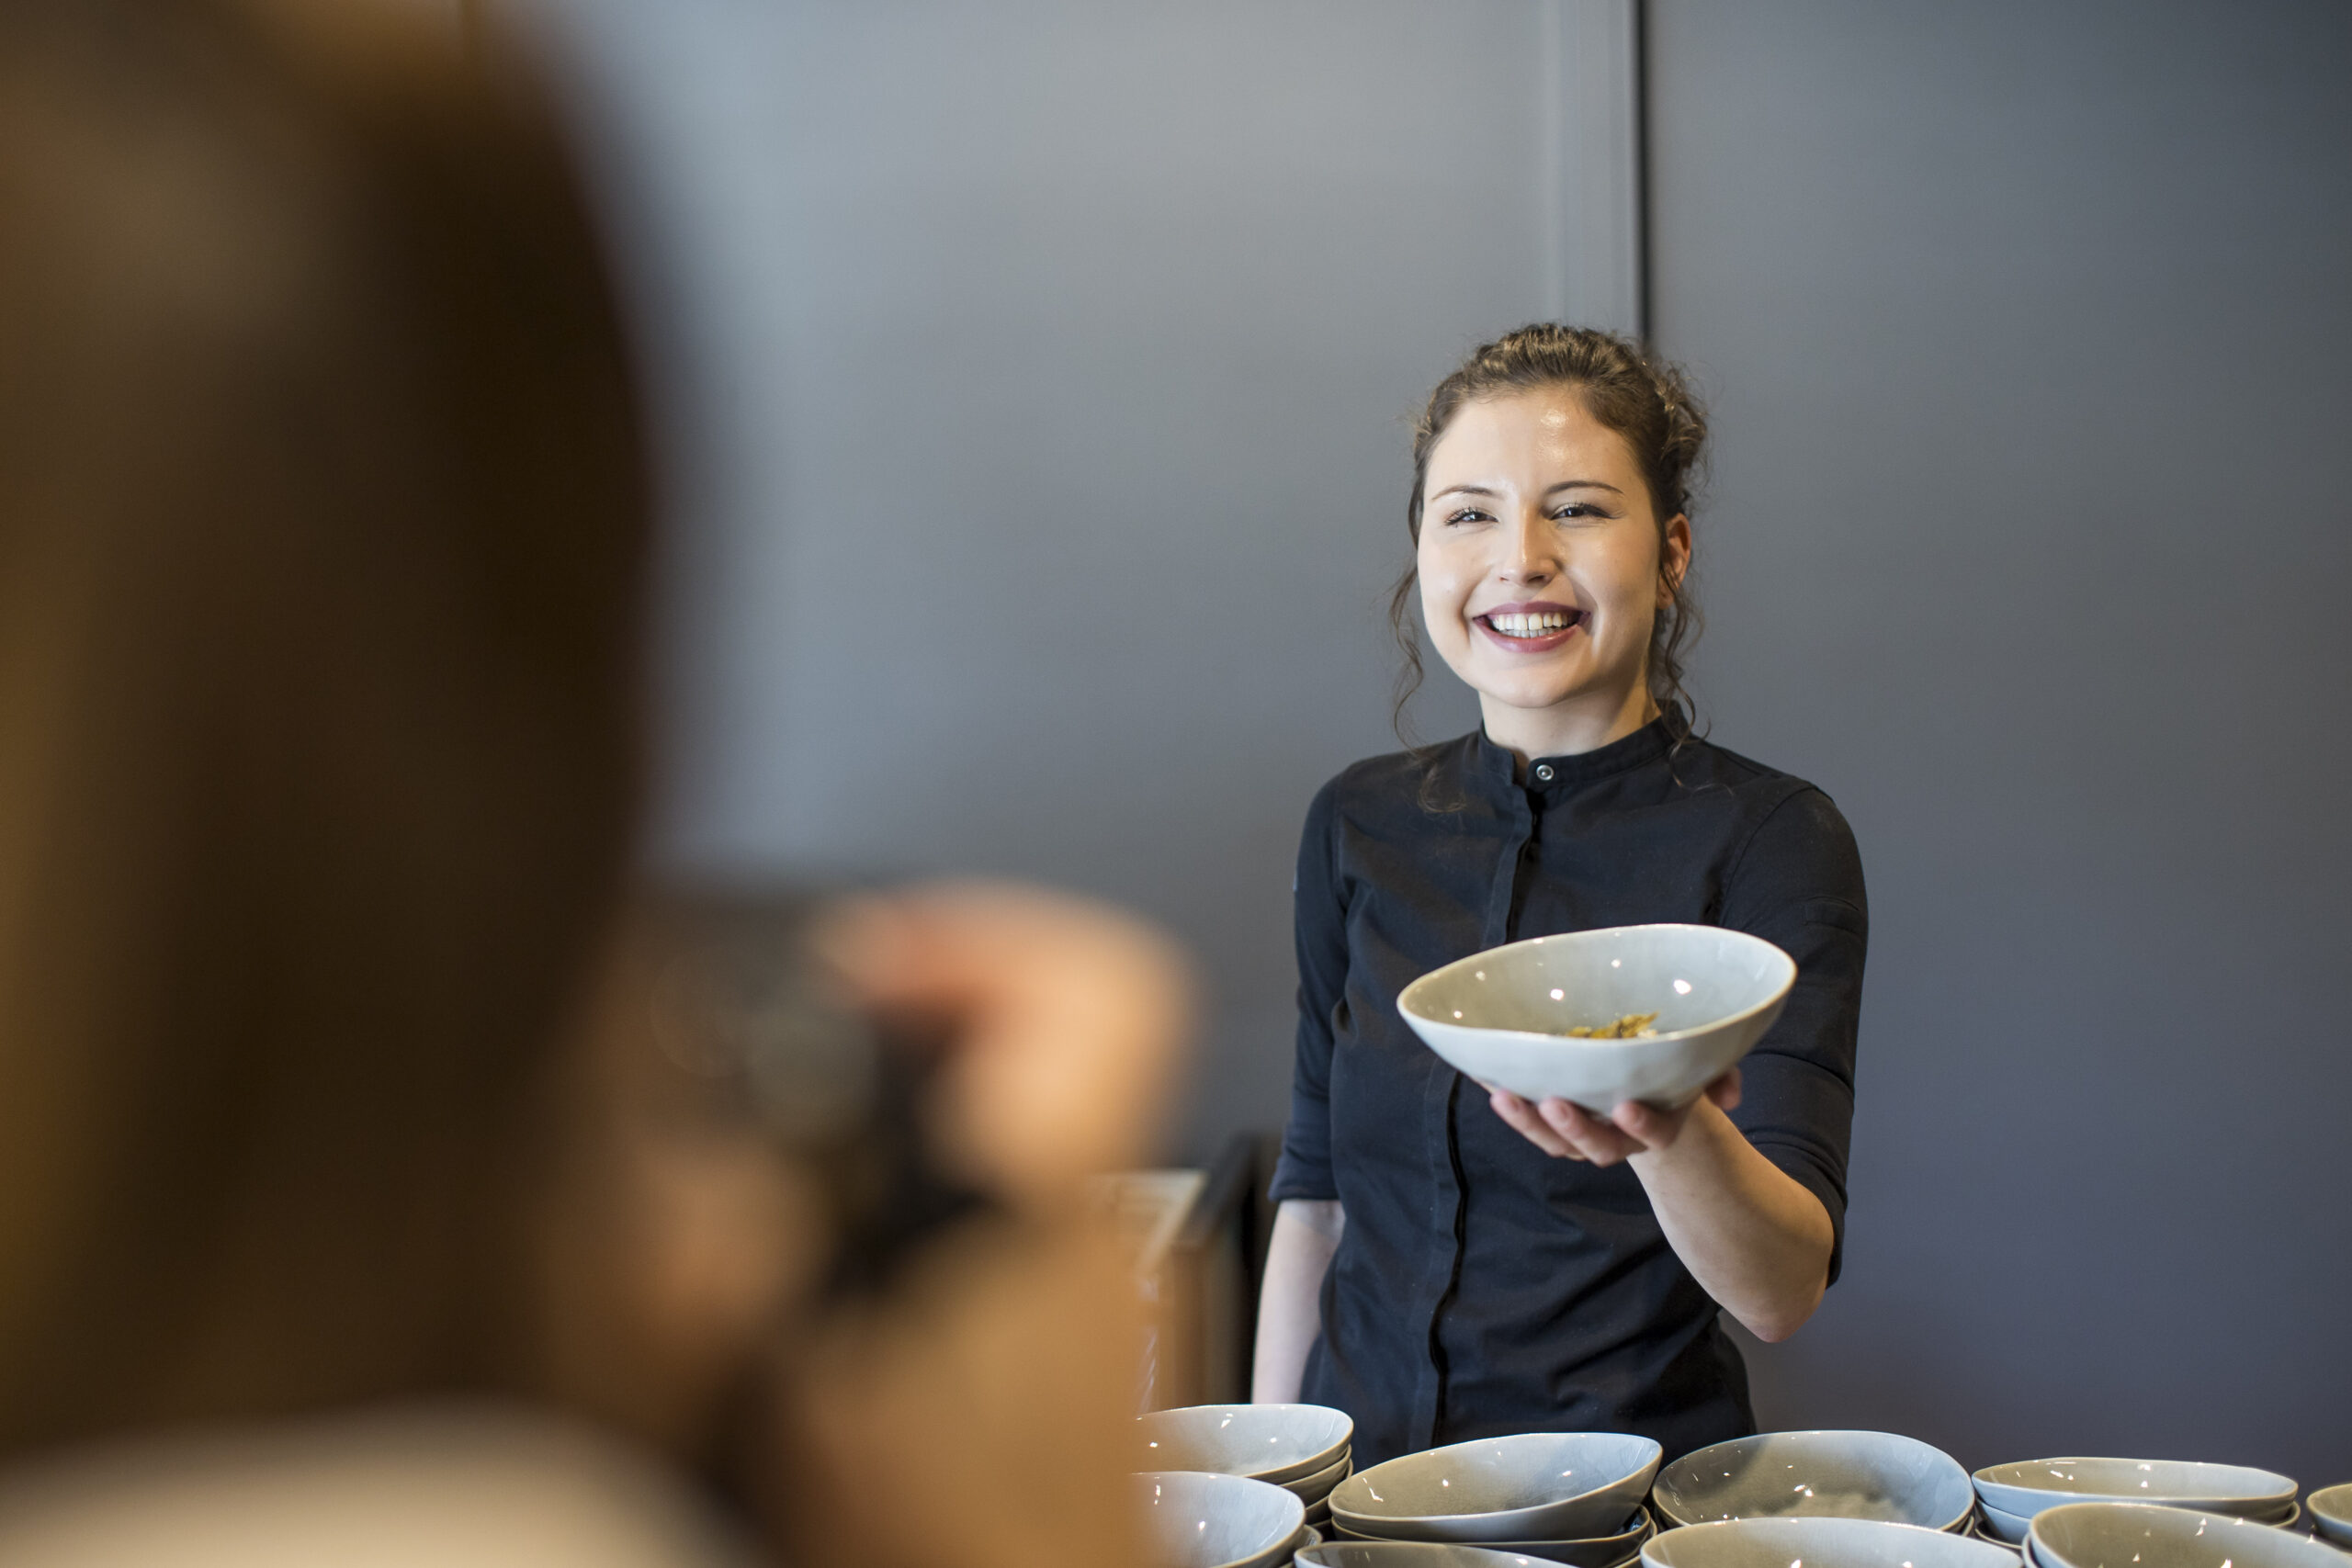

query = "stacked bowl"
1318;1432;1663;1567
2025;1503;2347;1568
1136;1404;1355;1567
1644;1517;2024;1568
1972;1460;2303;1544
2307;1484;2351;1548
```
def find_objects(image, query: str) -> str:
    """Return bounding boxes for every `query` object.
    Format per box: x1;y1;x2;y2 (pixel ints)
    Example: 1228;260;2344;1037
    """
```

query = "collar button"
1532;762;1555;783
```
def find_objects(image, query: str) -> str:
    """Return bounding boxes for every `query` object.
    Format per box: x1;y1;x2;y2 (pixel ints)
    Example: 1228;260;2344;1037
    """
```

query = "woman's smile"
1474;600;1588;653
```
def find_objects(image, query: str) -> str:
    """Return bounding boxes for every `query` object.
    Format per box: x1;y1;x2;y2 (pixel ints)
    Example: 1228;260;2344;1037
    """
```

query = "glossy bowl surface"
1395;927;1793;1112
2306;1484;2351;1547
1642;1517;2020;1568
1297;1546;1555;1568
1286;1453;1356;1504
2030;1503;2343;1568
1331;1433;1663;1544
1337;1508;1654;1566
1973;1461;2296;1520
1136;1404;1354;1485
1135;1471;1306;1568
1655;1430;1973;1532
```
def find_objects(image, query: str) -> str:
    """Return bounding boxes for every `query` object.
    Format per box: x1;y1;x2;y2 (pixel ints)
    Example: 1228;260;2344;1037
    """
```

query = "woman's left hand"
1486;1069;1742;1166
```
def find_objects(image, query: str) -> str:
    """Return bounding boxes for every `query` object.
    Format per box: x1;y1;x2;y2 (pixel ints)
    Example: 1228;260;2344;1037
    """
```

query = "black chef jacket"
1268;717;1866;1468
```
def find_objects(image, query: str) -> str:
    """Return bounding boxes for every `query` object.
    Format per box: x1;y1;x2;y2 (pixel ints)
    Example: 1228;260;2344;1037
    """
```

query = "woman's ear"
1657;513;1693;607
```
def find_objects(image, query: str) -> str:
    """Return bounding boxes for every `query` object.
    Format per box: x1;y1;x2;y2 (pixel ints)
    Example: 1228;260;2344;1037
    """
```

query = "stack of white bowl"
1650;1430;1978;1535
1318;1432;1662;1567
1643;1517;2023;1568
2023;1503;2347;1568
1971;1459;2303;1543
1136;1404;1355;1567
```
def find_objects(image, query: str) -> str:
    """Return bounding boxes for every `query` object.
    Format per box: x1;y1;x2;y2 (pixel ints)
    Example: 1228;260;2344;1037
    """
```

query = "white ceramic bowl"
1337;1508;1654;1566
1395;926;1794;1113
1297;1546;1555;1568
1974;1461;2297;1521
1643;1517;2022;1568
1654;1430;1974;1532
1136;1404;1355;1485
1980;1505;2034;1544
1287;1453;1356;1504
2030;1503;2345;1568
2306;1484;2351;1547
1330;1433;1662;1544
1135;1471;1306;1568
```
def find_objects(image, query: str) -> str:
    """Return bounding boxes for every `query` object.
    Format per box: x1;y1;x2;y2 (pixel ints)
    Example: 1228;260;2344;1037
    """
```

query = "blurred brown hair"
0;0;647;1454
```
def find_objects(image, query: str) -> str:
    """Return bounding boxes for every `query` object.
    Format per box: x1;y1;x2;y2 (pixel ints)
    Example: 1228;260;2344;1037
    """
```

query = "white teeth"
1487;611;1576;637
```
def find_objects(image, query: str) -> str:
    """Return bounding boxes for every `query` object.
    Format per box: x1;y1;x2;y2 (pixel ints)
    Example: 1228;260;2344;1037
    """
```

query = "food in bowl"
1563;1011;1658;1038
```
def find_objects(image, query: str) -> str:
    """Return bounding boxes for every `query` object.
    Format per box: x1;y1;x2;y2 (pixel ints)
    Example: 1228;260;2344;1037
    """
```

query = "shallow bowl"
2306;1484;2351;1547
2030;1503;2344;1568
1974;1461;2297;1521
1643;1517;2022;1568
1396;926;1794;1113
1286;1453;1356;1505
1135;1471;1306;1568
1339;1508;1654;1566
1654;1430;1973;1532
1136;1404;1354;1485
1330;1433;1662;1544
1980;1505;2033;1544
1297;1546;1556;1568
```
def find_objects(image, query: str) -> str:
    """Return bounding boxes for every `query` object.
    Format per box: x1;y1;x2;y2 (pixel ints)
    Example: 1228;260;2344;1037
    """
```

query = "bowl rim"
2308;1483;2352;1521
1653;1428;1973;1531
1972;1457;2297;1509
2027;1500;2336;1568
1135;1403;1355;1483
1642;1514;2017;1568
1134;1468;1308;1564
1396;925;1796;1045
1331;1431;1664;1529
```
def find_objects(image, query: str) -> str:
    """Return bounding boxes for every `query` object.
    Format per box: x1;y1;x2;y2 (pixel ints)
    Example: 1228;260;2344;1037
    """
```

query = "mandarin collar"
1469;714;1679;797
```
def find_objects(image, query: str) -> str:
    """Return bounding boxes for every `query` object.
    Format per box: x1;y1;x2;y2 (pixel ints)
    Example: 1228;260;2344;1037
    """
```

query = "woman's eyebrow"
1430;483;1501;501
1545;479;1625;496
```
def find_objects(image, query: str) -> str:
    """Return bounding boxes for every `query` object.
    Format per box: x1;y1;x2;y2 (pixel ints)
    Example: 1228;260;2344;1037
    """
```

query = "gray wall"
541;0;2352;1490
545;0;1639;1151
1648;0;2352;1485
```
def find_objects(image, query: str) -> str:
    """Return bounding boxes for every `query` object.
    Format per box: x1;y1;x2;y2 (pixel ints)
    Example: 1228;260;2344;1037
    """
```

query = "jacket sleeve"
1717;784;1868;1284
1267;777;1350;1203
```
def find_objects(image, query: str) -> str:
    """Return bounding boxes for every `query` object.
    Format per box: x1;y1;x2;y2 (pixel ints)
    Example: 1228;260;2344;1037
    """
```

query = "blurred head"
1389;324;1709;751
0;0;656;1454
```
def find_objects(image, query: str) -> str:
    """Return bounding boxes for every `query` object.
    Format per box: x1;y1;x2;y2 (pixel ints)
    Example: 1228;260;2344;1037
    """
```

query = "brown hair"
0;0;647;1452
1387;323;1709;752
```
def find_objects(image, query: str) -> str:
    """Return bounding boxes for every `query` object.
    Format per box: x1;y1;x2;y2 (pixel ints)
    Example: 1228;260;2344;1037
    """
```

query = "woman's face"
1417;388;1690;758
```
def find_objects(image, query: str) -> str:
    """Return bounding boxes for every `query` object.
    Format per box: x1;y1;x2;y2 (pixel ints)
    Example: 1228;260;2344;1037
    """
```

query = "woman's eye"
1445;507;1493;525
1553;502;1601;521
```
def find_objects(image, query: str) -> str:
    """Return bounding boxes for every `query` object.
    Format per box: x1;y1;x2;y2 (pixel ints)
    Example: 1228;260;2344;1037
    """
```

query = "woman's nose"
1500;511;1558;582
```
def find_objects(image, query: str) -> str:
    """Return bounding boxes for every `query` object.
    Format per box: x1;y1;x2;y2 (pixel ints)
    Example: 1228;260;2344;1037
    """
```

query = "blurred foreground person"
0;2;1181;1564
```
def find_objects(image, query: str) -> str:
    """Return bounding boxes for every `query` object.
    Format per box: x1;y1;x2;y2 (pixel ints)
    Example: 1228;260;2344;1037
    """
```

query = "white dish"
1654;1430;1974;1533
1287;1453;1356;1504
2030;1503;2344;1568
1297;1545;1557;1568
1394;926;1794;1113
1974;1460;2297;1520
1135;1470;1306;1568
2306;1484;2351;1547
1981;1505;2033;1544
1349;1507;1650;1567
1642;1517;2022;1568
1331;1433;1663;1545
1136;1404;1354;1485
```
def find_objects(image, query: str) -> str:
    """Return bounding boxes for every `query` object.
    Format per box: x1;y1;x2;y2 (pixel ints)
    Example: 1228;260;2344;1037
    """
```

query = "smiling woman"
1251;324;1868;1471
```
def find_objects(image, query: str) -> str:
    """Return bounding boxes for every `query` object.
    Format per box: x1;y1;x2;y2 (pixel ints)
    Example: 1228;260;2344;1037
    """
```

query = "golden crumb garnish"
1563;1011;1659;1039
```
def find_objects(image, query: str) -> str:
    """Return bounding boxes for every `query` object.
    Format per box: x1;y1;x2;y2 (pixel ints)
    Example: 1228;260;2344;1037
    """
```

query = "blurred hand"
1486;1067;1742;1167
813;880;1191;1213
759;882;1192;1568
